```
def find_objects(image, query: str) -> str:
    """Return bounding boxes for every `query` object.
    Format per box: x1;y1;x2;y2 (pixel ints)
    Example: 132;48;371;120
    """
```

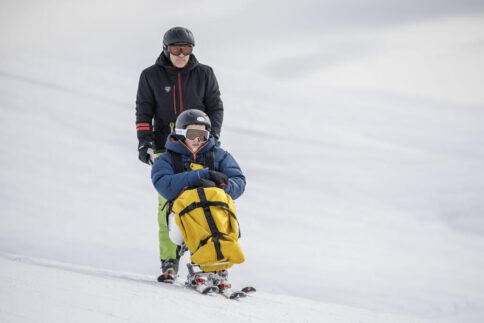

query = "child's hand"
208;170;228;189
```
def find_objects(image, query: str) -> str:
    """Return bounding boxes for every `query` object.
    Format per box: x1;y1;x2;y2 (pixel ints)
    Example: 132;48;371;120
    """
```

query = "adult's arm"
135;70;155;146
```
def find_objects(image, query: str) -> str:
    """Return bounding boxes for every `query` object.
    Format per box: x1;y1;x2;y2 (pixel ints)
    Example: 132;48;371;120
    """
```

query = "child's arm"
218;151;246;200
151;155;210;201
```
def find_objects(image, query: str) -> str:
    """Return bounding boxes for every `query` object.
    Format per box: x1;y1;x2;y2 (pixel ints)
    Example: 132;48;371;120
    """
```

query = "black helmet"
163;27;195;56
175;109;211;131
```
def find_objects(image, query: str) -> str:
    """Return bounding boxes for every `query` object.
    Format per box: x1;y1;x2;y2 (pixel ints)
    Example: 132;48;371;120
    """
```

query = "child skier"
151;109;246;293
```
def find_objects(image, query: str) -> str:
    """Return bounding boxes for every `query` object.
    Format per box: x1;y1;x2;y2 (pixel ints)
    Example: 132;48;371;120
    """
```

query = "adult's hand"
138;143;154;165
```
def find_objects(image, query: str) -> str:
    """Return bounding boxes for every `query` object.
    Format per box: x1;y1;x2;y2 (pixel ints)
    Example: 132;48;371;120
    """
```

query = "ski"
187;284;219;295
185;277;219;295
219;285;256;300
217;282;257;299
221;290;246;299
158;263;256;299
160;279;255;299
241;286;256;294
158;276;218;295
218;281;243;299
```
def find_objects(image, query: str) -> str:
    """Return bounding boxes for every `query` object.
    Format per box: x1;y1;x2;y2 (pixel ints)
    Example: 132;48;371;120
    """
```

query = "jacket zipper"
173;84;177;114
179;140;210;161
178;72;184;113
172;72;184;115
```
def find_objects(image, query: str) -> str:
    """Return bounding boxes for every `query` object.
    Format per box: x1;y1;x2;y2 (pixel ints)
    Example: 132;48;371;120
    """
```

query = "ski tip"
202;286;219;295
157;278;175;284
156;272;177;283
229;292;247;300
241;286;256;293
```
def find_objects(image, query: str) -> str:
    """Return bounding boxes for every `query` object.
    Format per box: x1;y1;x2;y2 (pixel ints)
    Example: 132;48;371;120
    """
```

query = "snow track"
0;252;429;323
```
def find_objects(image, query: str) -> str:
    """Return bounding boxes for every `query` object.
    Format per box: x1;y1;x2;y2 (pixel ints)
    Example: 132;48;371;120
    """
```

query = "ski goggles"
169;44;193;56
175;128;210;141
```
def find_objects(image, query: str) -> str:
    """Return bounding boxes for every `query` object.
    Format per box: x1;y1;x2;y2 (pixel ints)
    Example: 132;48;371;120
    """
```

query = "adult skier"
135;27;224;277
151;110;245;284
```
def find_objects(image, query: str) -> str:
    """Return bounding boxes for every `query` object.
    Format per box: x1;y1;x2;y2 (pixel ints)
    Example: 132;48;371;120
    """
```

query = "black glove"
196;178;217;188
138;142;154;165
208;170;228;189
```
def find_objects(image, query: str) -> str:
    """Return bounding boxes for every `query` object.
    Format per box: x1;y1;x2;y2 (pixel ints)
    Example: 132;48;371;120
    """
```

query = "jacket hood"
164;131;215;157
156;52;199;72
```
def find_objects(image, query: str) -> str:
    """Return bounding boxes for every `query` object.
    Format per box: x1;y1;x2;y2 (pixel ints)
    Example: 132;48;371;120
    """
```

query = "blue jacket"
151;133;246;201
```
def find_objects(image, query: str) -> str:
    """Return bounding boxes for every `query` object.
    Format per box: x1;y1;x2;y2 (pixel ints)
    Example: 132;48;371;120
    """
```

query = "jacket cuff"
190;168;210;183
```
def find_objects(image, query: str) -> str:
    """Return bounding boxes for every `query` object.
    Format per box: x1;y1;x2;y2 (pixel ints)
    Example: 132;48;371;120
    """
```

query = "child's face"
185;124;207;152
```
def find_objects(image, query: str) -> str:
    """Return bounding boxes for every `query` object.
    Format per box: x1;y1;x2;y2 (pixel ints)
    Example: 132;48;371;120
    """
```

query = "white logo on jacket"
164;86;171;93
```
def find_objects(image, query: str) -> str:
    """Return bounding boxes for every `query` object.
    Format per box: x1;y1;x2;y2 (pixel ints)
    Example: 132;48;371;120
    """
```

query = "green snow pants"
155;152;178;260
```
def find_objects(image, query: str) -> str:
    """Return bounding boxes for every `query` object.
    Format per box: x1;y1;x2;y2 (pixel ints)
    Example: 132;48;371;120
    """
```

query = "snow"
1;1;484;322
0;252;429;323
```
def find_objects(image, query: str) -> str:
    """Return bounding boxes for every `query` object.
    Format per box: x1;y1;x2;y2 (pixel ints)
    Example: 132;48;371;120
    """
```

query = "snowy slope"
1;1;484;323
1;252;431;323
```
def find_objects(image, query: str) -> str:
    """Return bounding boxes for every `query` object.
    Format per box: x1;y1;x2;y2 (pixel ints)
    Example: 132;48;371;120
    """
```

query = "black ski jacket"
135;53;224;152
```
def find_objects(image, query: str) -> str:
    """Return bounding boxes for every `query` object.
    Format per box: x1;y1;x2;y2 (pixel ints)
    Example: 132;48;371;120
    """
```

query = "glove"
138;142;154;165
196;178;217;188
208;170;228;189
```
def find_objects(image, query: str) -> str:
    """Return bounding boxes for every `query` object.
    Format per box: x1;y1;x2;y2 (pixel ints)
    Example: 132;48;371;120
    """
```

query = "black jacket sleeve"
135;70;155;145
203;67;224;139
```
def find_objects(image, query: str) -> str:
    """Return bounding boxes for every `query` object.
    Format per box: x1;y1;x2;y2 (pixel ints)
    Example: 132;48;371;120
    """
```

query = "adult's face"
168;43;192;68
169;52;190;68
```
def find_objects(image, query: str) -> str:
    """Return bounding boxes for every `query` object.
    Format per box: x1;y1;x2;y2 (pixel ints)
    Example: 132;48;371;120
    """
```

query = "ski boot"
157;244;187;283
157;258;179;283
